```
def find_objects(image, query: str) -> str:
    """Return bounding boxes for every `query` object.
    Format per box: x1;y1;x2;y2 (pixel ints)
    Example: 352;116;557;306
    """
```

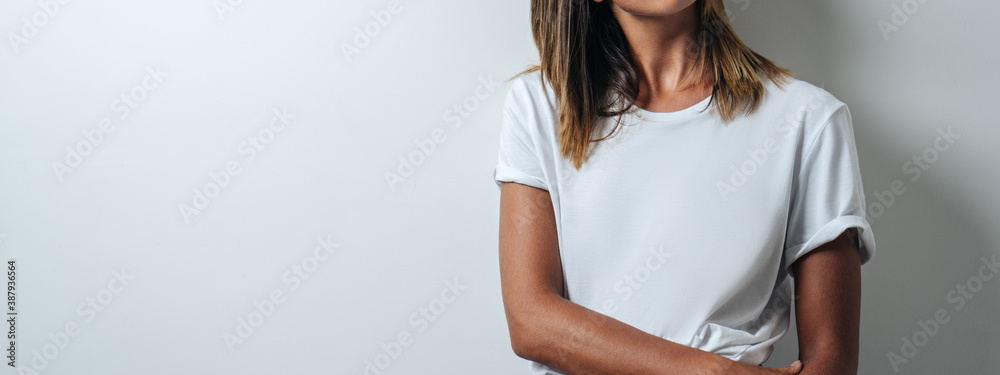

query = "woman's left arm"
790;227;862;375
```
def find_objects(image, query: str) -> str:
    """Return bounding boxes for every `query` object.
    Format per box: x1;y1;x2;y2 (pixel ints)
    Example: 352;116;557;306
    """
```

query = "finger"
782;360;802;374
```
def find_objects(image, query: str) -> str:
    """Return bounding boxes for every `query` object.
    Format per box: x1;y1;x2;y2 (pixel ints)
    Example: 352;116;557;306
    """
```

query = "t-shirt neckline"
631;94;713;122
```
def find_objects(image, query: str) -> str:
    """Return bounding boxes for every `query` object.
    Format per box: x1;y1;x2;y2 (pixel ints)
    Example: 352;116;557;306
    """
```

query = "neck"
610;3;709;94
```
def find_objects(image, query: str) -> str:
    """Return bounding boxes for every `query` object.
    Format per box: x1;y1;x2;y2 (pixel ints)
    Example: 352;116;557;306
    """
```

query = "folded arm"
498;182;801;375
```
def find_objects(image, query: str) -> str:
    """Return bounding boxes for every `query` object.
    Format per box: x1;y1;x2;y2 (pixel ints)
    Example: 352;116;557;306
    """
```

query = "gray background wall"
0;0;995;374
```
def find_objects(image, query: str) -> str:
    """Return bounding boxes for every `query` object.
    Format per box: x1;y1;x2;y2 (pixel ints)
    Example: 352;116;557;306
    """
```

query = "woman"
493;0;876;374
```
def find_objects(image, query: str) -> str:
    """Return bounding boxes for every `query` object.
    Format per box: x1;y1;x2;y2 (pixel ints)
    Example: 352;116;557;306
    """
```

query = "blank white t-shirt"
493;70;875;374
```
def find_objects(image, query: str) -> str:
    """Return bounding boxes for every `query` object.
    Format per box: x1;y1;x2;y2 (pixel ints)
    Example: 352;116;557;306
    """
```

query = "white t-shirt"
492;70;876;374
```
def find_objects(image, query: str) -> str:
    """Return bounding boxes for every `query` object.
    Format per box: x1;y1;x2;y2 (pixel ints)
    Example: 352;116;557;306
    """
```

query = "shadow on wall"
727;1;1000;374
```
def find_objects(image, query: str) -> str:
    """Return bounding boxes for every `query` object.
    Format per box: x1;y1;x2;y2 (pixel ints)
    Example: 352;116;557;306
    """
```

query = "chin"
609;0;699;17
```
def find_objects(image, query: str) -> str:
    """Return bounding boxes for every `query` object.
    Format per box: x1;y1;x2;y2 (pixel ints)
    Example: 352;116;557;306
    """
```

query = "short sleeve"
783;105;876;274
493;84;548;191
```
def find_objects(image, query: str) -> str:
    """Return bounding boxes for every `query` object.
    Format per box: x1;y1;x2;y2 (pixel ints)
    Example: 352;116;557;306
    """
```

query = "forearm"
514;293;734;375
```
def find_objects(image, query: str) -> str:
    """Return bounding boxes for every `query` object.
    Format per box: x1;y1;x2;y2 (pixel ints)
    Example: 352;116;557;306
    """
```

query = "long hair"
510;0;793;170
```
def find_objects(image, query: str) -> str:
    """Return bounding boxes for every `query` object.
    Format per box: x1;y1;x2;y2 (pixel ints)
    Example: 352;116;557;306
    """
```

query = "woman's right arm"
498;182;802;375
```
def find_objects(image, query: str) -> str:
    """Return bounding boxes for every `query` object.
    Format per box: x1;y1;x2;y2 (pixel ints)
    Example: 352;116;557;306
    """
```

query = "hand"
724;360;802;375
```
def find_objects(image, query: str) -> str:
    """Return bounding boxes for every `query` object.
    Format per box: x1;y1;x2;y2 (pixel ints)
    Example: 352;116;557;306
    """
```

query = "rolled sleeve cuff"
784;214;876;273
494;164;547;191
